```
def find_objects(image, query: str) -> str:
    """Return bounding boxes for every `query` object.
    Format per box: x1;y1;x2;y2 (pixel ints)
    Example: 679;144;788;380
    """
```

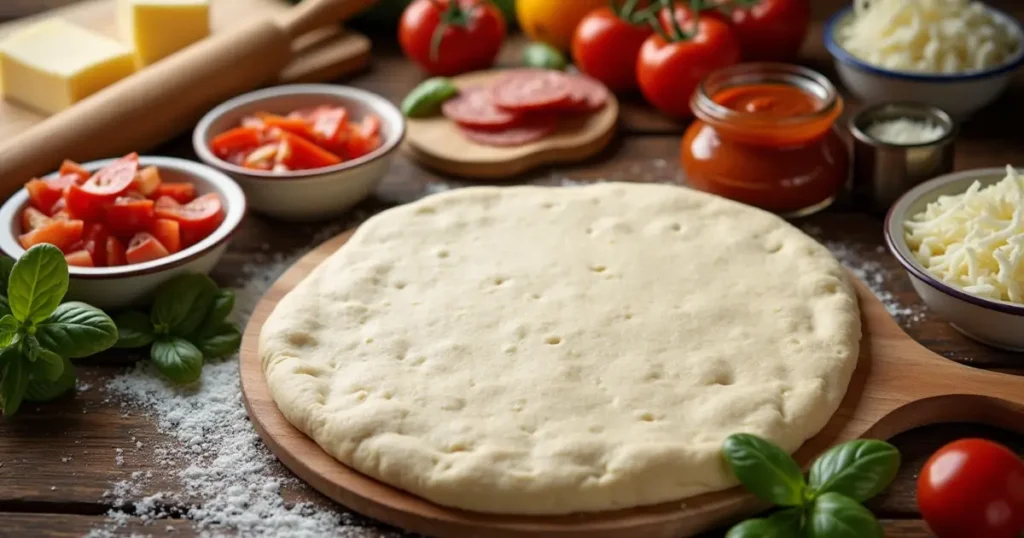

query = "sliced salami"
564;74;609;112
442;87;520;129
492;69;573;112
459;115;559;147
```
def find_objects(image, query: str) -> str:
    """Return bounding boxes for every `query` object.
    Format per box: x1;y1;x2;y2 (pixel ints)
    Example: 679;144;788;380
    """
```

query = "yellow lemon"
517;0;607;52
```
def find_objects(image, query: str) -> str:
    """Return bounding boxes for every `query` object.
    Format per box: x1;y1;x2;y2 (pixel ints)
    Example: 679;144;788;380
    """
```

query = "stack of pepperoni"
441;69;609;147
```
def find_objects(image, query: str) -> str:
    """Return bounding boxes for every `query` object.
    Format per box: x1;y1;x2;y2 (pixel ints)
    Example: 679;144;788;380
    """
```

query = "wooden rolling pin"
0;0;373;195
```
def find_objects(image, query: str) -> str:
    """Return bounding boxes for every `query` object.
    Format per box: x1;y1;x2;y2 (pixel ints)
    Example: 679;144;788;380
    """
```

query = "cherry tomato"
18;219;85;252
58;160;90;184
106;236;127;267
125;232;170;265
25;179;64;214
918;439;1024;538
82;223;110;267
149;219;182;254
155;194;224;247
721;0;810;62
637;8;741;119
154;182;196;204
82;153;138;196
210;127;262;160
571;7;653;92
104;198;155;236
399;0;506;76
64;250;94;268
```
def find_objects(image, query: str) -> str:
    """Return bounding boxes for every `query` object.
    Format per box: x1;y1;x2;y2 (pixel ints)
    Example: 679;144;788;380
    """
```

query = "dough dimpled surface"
259;182;861;515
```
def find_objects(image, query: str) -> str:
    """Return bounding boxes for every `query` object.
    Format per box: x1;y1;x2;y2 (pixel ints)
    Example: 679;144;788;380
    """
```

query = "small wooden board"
0;0;371;140
240;229;1024;538
403;70;618;180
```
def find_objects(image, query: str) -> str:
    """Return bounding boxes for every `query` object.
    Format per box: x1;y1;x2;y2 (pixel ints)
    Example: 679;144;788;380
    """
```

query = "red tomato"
82;223;110;267
399;0;506;76
104;198;155;236
210;127;262;161
58;160;91;184
125;232;170;265
154;182;197;204
18;219;85;252
106;236;127;266
64;250;94;267
721;0;809;62
21;207;51;232
132;166;162;197
572;7;653;92
25;179;64;214
310;107;349;141
278;132;342;170
637;8;741;119
82;153;137;196
918;439;1024;538
155;194;225;247
149;219;181;254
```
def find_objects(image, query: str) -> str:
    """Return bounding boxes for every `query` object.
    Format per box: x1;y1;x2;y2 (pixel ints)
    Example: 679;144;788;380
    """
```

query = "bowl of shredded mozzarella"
826;0;1024;119
886;165;1024;351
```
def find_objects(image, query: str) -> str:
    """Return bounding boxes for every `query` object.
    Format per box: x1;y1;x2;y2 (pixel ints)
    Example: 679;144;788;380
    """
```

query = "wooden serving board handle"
0;0;370;194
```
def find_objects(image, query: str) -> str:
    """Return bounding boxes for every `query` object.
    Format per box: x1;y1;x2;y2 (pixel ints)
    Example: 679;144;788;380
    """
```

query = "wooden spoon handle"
0;20;292;192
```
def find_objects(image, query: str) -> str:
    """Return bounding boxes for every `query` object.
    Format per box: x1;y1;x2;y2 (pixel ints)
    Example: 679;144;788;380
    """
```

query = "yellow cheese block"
0;18;136;115
118;0;211;66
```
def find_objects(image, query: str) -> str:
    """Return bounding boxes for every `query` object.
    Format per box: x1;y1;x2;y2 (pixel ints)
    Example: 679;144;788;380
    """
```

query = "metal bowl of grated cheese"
885;166;1024;351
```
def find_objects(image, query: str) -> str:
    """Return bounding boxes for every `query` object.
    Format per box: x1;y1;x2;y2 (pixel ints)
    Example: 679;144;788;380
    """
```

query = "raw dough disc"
259;183;861;515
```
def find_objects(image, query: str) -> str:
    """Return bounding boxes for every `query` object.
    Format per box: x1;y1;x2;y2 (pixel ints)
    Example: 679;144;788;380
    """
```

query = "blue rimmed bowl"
824;5;1024;119
885;168;1024;351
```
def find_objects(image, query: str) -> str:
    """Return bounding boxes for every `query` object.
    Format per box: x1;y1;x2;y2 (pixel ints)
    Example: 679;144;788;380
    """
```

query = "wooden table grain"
3;1;1024;537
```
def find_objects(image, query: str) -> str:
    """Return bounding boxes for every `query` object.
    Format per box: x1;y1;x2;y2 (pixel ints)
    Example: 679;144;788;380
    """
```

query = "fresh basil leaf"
25;355;76;402
113;311;155;349
809;440;900;502
0;315;19;347
0;295;11;319
8;244;68;325
1;351;28;415
723;433;807;506
726;508;805;538
807;492;883;538
205;289;235;325
31;348;64;381
21;334;41;362
0;256;15;295
151;338;203;384
151;274;218;337
35;302;118;359
192;322;241;359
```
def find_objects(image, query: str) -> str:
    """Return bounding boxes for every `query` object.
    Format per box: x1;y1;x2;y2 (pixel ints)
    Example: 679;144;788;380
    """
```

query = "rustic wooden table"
2;1;1024;537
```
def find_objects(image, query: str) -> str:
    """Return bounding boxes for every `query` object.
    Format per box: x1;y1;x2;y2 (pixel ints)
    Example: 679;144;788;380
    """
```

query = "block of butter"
0;18;136;115
118;0;211;66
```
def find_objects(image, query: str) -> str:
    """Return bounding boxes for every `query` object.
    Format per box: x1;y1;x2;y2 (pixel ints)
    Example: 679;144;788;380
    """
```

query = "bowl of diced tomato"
0;154;246;310
193;84;405;222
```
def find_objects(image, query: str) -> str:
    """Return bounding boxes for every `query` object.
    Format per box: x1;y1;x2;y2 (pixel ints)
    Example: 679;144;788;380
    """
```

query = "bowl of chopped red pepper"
193;84;405;222
0;154;246;310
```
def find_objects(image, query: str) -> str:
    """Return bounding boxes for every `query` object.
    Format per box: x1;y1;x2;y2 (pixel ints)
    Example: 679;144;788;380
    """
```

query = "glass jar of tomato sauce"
681;63;849;217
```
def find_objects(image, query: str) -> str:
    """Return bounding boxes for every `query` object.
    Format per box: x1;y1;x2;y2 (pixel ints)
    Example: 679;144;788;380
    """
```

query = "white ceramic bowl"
0;156;246;310
825;5;1024;120
193;84;405;222
885;168;1024;351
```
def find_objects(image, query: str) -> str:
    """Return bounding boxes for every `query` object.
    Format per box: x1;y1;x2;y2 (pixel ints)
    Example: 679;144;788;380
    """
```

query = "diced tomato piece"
154;182;197;203
51;210;70;221
155;194;224;247
345;124;381;160
59;160;91;184
262;115;316;140
243;143;279;170
106;236;127;267
125;232;170;265
21;207;51;232
18;219;85;252
64;250;94;267
65;240;85;253
241;115;265;129
25;179;64;214
311;107;349;141
210;127;262;160
132;166;162;197
278;132;342;170
360;115;381;138
65;184;105;221
149;219;181;254
82;223;110;267
82;153;137;197
105;198;155;236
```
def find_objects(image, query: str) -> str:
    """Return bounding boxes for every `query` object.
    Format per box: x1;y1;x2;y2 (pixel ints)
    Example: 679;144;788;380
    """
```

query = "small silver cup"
849;102;957;214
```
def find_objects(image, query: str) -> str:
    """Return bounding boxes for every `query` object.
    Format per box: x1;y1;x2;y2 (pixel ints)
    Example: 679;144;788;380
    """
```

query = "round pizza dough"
259;183;861;515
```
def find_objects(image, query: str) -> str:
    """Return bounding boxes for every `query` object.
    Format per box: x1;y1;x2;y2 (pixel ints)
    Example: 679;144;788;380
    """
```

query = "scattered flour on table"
91;218;404;538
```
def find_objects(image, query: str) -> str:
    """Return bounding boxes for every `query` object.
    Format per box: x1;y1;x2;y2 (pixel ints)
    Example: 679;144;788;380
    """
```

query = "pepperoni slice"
459;115;559;147
442;87;520;129
492;70;573;112
564;75;609;113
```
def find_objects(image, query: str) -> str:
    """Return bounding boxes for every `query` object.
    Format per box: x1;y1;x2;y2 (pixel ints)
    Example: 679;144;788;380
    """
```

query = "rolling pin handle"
279;0;375;38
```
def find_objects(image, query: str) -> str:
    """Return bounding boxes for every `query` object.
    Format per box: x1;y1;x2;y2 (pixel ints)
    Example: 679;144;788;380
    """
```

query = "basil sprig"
723;434;900;538
0;245;118;416
113;274;241;384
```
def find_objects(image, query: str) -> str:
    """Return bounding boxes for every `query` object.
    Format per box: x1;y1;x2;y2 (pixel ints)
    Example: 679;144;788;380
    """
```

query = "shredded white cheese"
839;0;1020;73
866;117;946;144
905;165;1024;303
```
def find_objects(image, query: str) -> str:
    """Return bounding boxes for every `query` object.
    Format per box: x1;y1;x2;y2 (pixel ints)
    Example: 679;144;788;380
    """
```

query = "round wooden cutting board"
403;70;619;180
240;229;1024;538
